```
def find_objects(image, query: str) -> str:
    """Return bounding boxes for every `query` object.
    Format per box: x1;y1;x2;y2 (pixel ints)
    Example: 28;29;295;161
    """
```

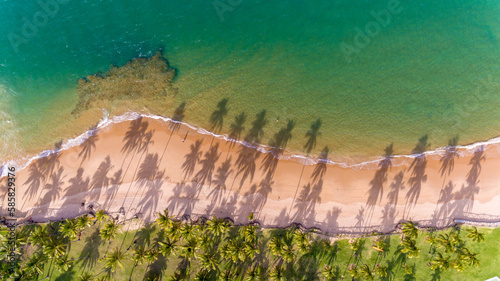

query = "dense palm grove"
0;209;484;280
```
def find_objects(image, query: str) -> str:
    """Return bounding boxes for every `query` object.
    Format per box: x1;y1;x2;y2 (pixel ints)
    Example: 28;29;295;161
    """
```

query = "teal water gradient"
0;0;499;161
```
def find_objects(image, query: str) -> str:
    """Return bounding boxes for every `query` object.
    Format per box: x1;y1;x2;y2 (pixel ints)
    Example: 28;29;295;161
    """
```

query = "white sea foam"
2;110;500;177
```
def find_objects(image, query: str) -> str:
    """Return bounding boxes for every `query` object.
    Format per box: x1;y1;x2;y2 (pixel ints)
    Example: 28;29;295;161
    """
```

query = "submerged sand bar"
2;116;500;234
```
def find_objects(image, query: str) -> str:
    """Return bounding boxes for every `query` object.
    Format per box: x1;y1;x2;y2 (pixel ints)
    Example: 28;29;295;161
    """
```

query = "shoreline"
1;114;500;234
2;111;500;178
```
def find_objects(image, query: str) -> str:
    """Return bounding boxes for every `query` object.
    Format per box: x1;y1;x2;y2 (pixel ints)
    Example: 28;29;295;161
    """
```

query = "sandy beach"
2;116;500;234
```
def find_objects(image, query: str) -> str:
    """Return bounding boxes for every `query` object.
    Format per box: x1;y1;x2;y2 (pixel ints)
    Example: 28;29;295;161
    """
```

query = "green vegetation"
1;212;499;280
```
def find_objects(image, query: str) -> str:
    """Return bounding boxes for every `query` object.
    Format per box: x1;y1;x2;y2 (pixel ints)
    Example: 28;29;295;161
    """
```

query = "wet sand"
2;117;500;234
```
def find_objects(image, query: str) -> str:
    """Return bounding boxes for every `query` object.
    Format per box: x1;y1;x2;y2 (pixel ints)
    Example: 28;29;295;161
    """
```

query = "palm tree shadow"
380;171;405;232
457;146;485;214
194;143;221;186
103;169;123;210
89;156;114;202
57;168;90;217
439;135;459;178
304;118;322;155
136;153;165;220
37;167;66;208
136;153;161;188
289;119;322;219
78;129;99;165
209;98;229;133
212;157;233;192
235;145;261;188
170;102;186;132
206;157;234;213
38;152;61;176
365;144;393;226
432;181;456;227
23;162;46;202
63;168;89;198
79;228;102;271
311;146;329;183
380;171;404;232
181;140;203;180
229;112;247;146
404;135;430;218
260;120;295;180
293;183;311;222
121;117;149;155
245;110;268;144
323;207;342;233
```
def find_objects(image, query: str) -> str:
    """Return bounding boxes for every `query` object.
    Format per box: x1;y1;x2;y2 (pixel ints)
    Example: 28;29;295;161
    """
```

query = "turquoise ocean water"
0;0;499;163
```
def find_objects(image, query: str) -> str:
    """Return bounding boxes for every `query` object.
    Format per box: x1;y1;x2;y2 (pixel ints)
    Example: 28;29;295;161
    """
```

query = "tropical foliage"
0;212;492;280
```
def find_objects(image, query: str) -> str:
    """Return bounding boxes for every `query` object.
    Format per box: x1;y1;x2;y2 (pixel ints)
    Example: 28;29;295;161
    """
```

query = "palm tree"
403;262;414;275
449;232;462;245
76;215;93;240
244;242;260;260
76;215;93;229
210;98;230;132
322;265;336;280
180;223;199;241
78;272;95;281
373;239;386;252
245;265;262;281
132;245;148;265
293;230;310;255
460;248;480;268
55;255;73;273
22;252;47;278
207;216;231;237
303;118;322;155
103;248;126;272
60;218;79;240
241;224;258;243
430;252;451;270
348;264;359;278
166;220;182;241
27;225;48;246
358;264;374;280
156;209;173;230
452;258;466;272
219;269;234;281
143;248;158;264
223;238;246;263
0;242;20;263
348;238;361;252
374;264;388;278
229;112;247;141
199;252;220;271
435;233;454;253
167;272;183;281
193;269;211;281
198;233;215;253
268;264;285;281
94;210;108;224
465;226;485;243
281;244;295;263
401;221;419;239
180;238;199;262
268;236;284;258
100;220;120;242
400;237;420;258
43;237;67;259
158;237;177;258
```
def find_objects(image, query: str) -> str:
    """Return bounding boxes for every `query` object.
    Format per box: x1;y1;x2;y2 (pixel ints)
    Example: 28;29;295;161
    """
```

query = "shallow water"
0;0;499;162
